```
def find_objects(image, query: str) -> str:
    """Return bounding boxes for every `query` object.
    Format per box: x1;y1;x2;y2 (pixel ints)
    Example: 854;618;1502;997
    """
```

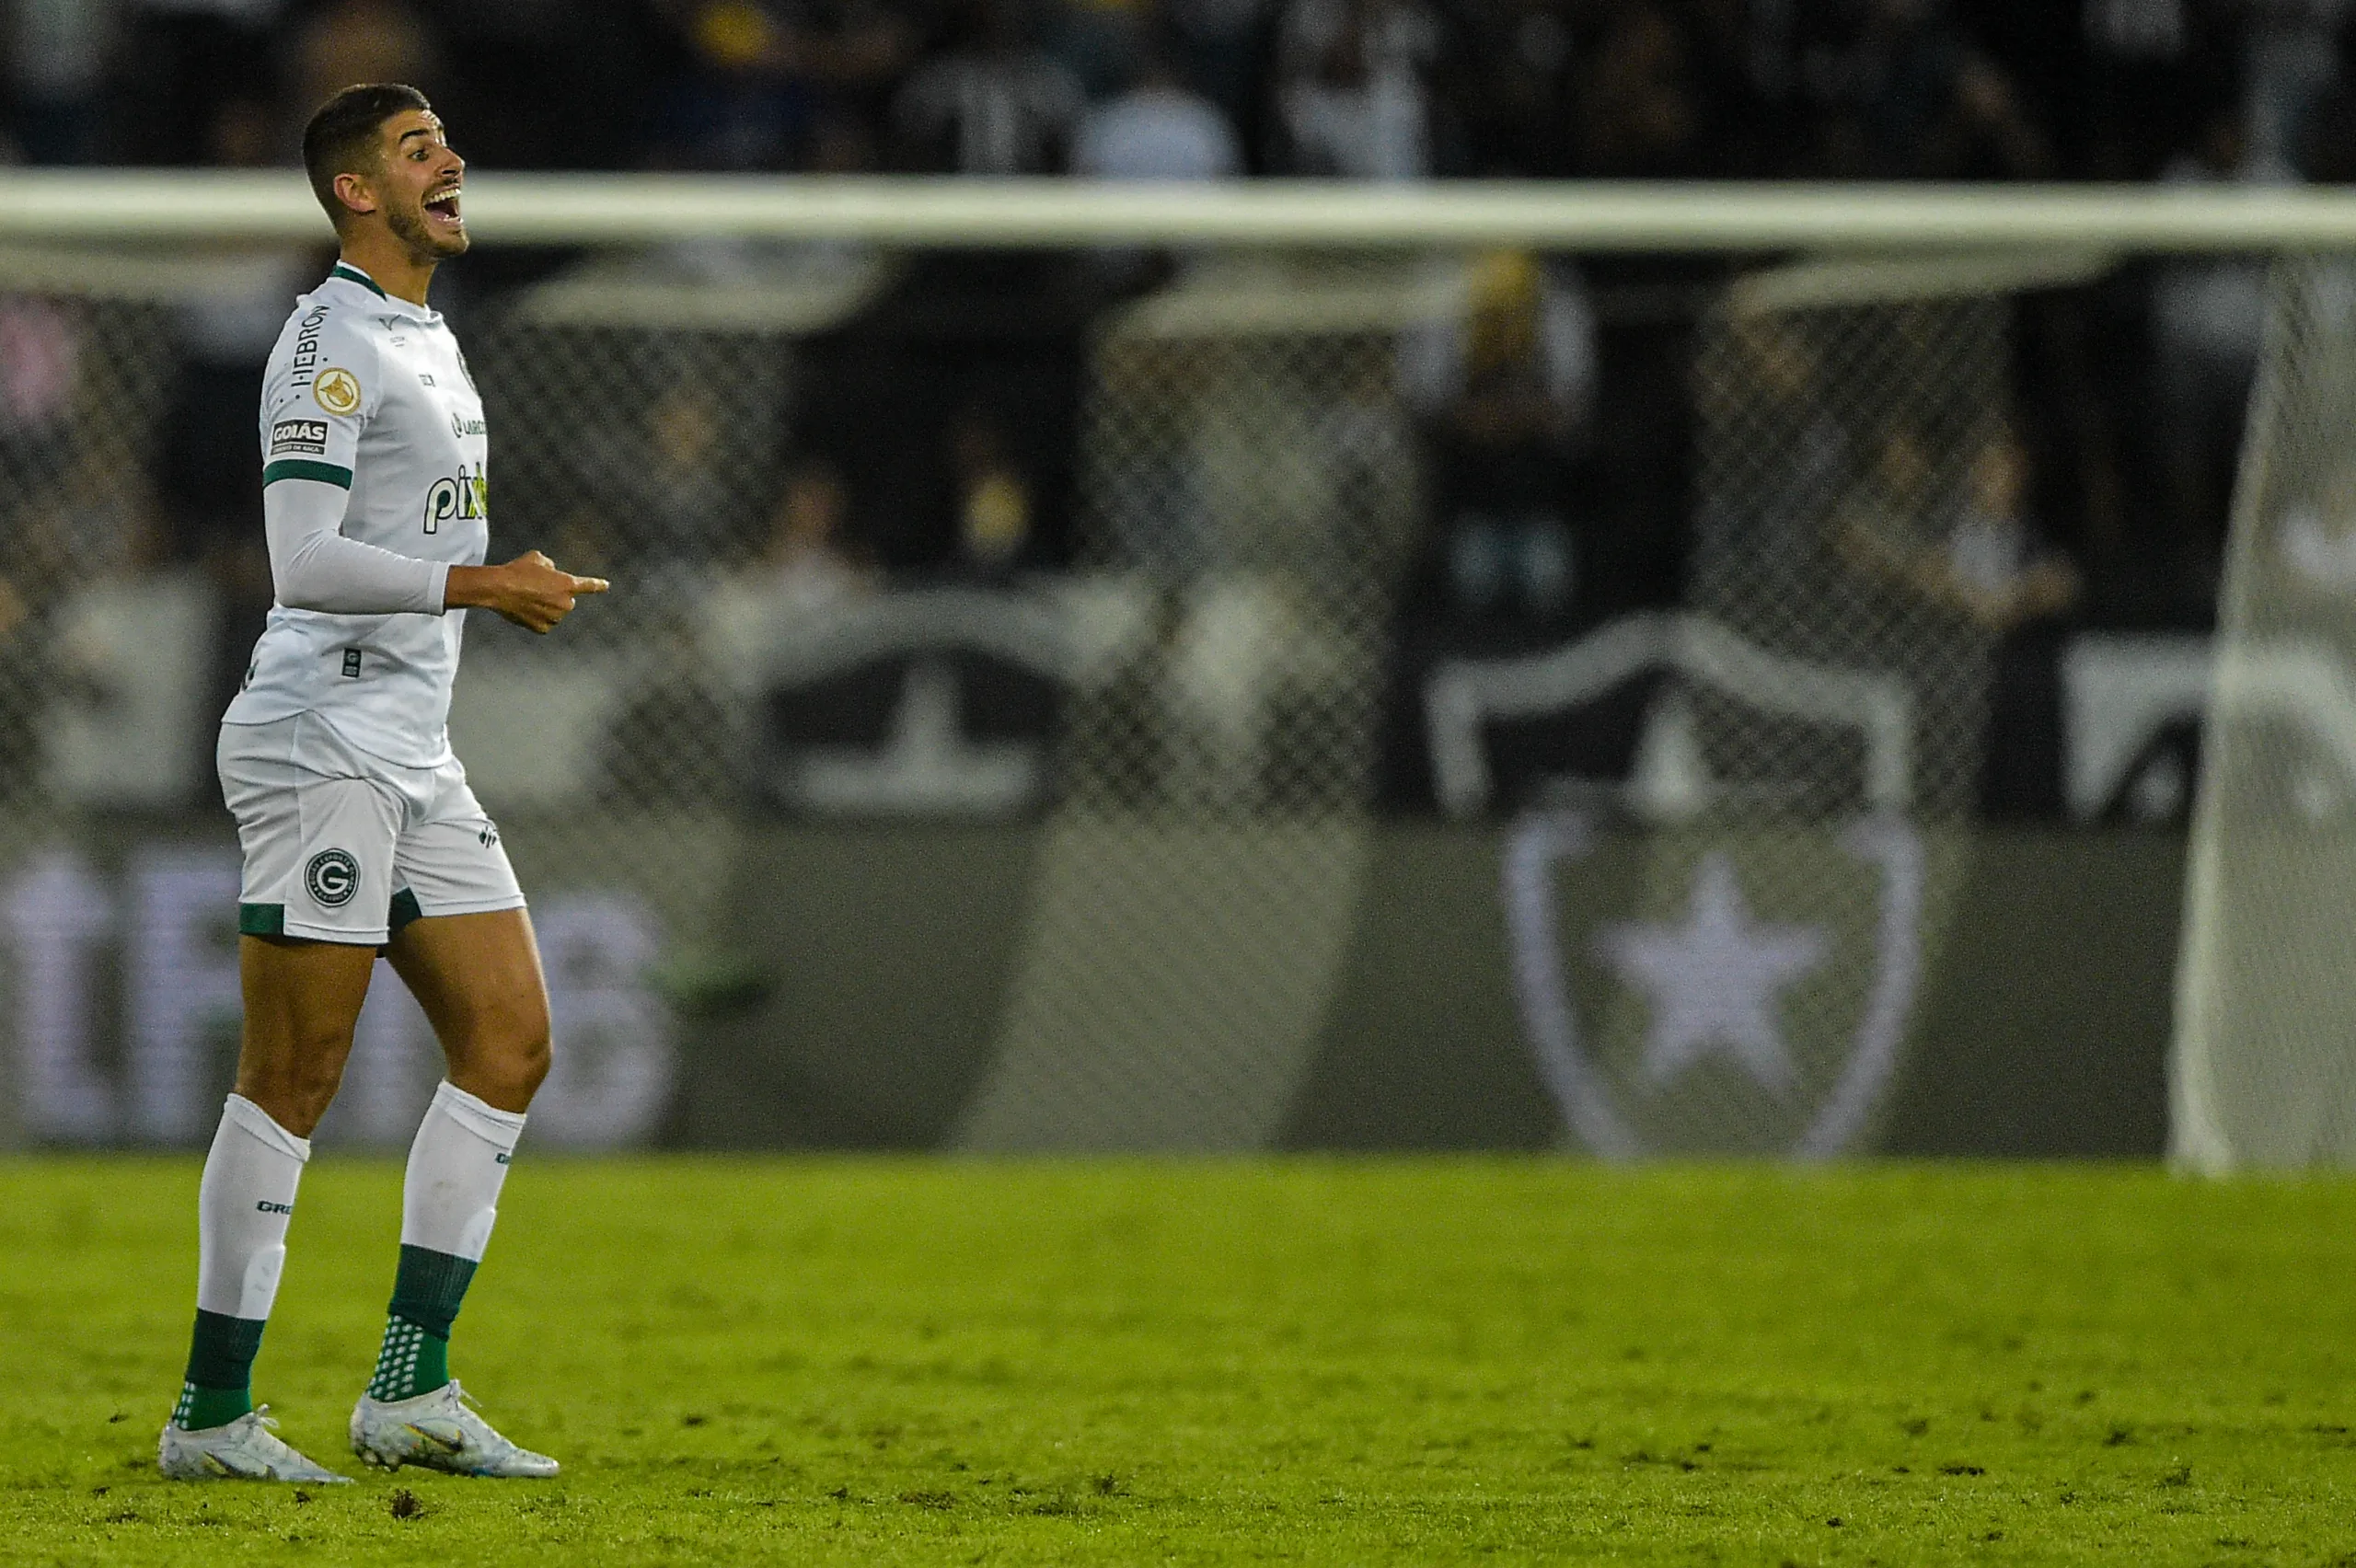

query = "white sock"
195;1094;311;1320
403;1079;526;1262
365;1086;526;1403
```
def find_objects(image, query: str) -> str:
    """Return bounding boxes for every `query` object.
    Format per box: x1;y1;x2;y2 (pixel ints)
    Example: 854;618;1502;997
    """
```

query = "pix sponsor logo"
270;418;328;456
422;464;488;534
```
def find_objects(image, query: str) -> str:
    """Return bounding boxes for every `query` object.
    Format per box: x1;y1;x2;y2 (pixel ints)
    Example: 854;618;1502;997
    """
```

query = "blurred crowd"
3;0;2348;820
4;0;2356;182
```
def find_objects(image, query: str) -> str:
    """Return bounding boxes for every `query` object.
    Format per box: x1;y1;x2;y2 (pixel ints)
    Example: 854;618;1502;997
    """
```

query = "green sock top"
366;1313;451;1401
173;1310;265;1430
366;1245;479;1401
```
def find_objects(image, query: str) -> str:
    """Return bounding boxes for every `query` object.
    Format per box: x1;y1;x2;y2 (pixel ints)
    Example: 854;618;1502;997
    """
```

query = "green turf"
6;1159;2356;1564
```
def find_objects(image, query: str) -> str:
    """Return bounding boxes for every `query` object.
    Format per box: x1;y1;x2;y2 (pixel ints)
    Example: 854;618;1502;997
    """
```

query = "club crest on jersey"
422;464;488;534
269;419;328;456
314;367;362;416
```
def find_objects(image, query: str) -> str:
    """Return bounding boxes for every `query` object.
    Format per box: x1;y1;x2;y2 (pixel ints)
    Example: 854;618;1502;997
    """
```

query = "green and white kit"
168;260;547;1474
219;262;517;945
219;711;520;946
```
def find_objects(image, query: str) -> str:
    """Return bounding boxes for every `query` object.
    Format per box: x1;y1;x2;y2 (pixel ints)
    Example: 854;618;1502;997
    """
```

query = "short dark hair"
302;83;433;228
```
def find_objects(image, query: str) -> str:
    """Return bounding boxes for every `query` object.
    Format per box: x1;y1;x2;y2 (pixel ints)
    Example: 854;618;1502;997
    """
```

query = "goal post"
2173;256;2356;1171
0;176;2336;1155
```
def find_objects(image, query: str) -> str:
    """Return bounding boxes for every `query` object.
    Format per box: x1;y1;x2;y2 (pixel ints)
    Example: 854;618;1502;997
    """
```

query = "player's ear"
332;169;379;221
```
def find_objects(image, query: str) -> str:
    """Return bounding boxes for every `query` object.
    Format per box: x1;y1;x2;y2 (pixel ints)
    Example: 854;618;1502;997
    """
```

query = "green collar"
331;262;387;300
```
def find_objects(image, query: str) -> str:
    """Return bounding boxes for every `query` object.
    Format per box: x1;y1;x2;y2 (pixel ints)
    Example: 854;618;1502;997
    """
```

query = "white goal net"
2175;256;2356;1170
0;177;2328;1155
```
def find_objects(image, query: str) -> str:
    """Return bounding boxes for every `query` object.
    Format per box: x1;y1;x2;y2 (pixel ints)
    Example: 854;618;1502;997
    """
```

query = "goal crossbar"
8;172;2356;249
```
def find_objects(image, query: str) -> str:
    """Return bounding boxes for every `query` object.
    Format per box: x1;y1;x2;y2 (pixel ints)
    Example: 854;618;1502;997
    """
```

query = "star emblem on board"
1594;852;1828;1095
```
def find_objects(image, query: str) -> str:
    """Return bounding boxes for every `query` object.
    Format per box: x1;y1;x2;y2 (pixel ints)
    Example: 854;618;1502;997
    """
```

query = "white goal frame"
5;172;2356;250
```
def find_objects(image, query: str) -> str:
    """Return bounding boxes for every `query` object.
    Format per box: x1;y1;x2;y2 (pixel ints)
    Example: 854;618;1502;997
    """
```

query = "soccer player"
156;83;608;1483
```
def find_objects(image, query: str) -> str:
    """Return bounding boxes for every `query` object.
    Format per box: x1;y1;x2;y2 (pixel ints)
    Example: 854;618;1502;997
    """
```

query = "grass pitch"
6;1159;2356;1565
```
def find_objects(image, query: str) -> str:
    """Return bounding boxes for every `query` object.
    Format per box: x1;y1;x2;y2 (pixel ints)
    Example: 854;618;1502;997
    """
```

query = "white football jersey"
225;262;490;767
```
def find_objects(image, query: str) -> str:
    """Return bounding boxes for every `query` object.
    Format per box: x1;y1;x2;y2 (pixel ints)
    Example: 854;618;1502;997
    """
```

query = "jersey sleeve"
259;306;379;490
263;478;447;616
255;306;448;616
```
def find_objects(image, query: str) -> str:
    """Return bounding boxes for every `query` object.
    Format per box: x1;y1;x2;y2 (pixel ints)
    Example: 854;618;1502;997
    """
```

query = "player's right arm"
260;310;450;616
259;307;604;631
264;480;448;615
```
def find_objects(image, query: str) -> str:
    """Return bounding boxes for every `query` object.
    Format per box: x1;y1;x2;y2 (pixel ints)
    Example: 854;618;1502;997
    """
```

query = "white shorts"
218;712;524;945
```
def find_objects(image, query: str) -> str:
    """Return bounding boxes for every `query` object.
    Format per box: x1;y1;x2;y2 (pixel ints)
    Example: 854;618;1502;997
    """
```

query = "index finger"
569;575;610;595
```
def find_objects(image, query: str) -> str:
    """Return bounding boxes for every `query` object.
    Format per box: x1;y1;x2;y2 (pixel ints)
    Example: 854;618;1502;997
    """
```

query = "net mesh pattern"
0;293;176;858
0;248;2031;1155
2175;258;2356;1169
1691;294;2004;820
1565;284;2008;1156
957;307;1418;1149
457;315;788;946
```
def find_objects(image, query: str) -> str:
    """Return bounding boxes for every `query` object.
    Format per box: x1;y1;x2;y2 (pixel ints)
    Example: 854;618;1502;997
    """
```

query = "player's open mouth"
424;188;463;229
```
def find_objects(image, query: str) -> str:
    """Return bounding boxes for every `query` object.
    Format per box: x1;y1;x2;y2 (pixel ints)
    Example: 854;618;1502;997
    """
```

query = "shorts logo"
305;848;360;907
269;418;328;455
313;367;362;416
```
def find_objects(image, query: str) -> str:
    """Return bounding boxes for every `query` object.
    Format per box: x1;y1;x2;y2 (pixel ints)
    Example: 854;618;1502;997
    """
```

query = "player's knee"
237;1047;351;1135
508;1025;552;1101
464;1006;549;1107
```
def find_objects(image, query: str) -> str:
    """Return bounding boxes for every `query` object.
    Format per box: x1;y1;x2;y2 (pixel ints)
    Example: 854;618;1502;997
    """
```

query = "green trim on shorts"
242;896;423;940
262;459;352;489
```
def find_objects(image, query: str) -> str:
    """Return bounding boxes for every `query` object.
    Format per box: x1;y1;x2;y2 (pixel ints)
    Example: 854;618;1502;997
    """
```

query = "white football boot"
158;1409;352;1482
350;1380;559;1478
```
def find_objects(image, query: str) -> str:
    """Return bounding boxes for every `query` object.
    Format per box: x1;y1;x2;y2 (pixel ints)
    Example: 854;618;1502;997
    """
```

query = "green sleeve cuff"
262;459;353;489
